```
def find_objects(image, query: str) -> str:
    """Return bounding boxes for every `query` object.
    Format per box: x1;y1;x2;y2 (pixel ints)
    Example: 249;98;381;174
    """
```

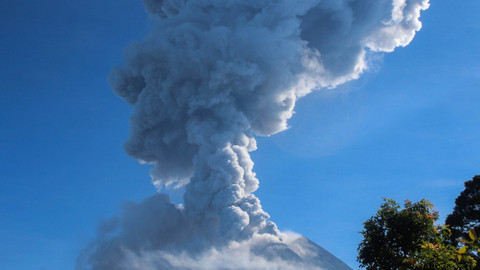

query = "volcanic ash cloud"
78;0;429;269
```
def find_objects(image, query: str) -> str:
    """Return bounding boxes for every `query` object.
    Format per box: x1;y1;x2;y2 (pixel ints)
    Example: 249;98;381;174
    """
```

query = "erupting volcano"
77;0;429;269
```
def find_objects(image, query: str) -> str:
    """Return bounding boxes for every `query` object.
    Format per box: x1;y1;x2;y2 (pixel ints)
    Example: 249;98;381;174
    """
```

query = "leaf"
468;229;476;241
458;246;467;254
457;238;468;243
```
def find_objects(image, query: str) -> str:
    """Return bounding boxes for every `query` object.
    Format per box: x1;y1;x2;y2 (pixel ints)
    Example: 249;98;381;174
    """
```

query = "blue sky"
1;0;479;269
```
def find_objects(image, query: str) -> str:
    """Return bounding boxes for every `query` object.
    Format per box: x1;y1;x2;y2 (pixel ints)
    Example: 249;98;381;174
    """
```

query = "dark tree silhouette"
446;175;480;261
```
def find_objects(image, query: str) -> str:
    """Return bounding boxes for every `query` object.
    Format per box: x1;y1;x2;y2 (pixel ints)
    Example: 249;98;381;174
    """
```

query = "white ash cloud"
78;0;429;268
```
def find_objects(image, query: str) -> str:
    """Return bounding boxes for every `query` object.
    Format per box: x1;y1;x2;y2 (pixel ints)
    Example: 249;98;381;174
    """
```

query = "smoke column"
78;0;429;269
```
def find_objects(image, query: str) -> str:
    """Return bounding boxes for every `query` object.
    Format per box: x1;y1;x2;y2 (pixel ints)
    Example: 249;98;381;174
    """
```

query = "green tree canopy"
358;198;478;269
411;225;477;270
357;199;439;269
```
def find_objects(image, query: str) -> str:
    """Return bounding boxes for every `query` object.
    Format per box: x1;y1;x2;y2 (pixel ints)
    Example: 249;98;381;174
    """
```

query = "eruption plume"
78;0;429;269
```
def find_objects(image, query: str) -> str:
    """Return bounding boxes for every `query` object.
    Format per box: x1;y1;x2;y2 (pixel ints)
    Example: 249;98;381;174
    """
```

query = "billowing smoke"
78;0;429;269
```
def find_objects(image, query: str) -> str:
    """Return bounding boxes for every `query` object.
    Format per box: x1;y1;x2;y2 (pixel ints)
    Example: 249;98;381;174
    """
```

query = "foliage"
456;228;480;270
357;199;439;269
358;198;480;270
410;225;477;270
445;175;480;260
458;228;480;252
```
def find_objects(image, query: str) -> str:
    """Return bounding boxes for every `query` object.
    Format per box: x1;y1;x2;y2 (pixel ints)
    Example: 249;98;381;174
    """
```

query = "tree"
411;225;477;270
358;198;478;270
357;199;439;269
446;175;480;253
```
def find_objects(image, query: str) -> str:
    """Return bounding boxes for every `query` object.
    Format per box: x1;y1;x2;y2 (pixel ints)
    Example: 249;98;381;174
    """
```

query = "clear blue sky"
1;1;479;269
